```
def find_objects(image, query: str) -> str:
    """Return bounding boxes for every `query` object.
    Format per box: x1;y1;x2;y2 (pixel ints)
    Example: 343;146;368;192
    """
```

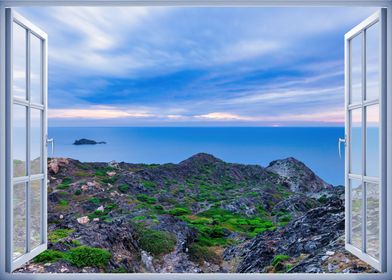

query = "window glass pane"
13;22;27;100
351;179;362;250
366;182;379;260
350;34;362;104
13;182;26;259
350;109;362;175
31;109;42;175
366;105;379;177
31;180;42;250
30;34;42;104
366;22;380;101
13;105;27;177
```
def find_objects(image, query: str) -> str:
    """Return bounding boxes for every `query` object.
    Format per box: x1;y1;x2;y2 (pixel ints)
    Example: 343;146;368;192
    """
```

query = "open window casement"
344;8;387;272
5;9;48;272
1;4;390;276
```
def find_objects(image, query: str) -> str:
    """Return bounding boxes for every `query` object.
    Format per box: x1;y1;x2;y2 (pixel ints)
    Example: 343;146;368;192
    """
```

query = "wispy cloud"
17;6;377;126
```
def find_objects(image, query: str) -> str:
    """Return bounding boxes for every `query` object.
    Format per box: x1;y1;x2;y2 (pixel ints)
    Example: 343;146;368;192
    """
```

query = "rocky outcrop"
266;157;332;195
17;155;374;274
73;138;106;145
238;198;344;272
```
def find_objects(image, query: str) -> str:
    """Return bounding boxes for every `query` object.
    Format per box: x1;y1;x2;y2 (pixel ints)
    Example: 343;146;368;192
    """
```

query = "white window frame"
344;10;387;272
0;1;391;280
5;9;49;272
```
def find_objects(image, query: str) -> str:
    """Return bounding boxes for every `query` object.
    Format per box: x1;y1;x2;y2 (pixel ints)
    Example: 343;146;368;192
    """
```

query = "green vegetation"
64;246;111;268
88;203;117;220
74;171;89;177
275;210;293;226
118;184;129;193
101;175;120;184
142;180;156;188
72;239;81;246
168;207;191;216
89;197;101;204
271;254;290;267
95;170;107;177
59;199;68;206
33;250;65;263
112;266;128;273
136;228;176;256
74;189;82;196
271;254;292;272
318;195;328;204
57;177;72;189
48;229;75;243
136;194;157;204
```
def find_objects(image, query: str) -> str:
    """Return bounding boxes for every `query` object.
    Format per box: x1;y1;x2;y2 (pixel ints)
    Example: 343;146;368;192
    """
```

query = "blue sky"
18;6;377;126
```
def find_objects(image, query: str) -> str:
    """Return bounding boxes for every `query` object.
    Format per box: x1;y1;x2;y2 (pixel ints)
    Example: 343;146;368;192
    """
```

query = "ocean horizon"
48;126;346;186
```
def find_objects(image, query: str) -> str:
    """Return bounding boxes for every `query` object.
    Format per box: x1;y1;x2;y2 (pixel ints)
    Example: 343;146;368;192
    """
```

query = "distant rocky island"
17;154;375;274
73;138;106;145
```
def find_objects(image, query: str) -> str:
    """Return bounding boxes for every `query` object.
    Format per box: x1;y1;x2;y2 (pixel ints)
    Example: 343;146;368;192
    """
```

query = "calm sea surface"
48;127;346;185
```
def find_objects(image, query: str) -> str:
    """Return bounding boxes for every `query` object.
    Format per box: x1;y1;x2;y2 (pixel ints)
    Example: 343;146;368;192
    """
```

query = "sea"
48;127;347;186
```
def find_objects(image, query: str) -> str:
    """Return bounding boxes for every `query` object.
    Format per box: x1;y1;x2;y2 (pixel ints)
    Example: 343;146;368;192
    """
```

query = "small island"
73;138;107;145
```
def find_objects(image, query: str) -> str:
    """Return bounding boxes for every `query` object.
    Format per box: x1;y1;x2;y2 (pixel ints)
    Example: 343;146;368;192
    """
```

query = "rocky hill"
17;154;375;274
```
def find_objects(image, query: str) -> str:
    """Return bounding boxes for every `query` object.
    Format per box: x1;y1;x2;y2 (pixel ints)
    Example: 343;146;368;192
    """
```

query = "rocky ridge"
16;153;375;274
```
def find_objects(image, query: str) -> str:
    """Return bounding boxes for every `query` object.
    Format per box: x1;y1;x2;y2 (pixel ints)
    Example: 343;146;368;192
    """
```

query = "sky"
17;6;377;127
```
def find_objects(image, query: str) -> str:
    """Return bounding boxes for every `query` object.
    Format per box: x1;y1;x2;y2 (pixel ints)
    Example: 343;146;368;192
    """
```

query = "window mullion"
361;29;367;254
25;29;31;254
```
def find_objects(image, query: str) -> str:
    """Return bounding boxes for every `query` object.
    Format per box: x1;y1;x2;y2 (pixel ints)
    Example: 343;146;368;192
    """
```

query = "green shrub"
136;194;156;204
168;207;190;216
64;246;111;268
101;176;119;184
132;215;146;221
137;229;176;256
188;243;221;265
72;239;81;246
112;266;127;273
59;199;68;206
94;170;107;177
74;189;82;196
89;197;101;204
118;184;129;193
271;254;290;267
33;250;64;263
153;204;165;213
57;177;72;189
318;195;328;204
142;180;156;188
48;229;74;243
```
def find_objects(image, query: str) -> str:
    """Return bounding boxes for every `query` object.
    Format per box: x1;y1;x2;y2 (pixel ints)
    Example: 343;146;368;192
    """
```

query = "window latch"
338;137;346;159
46;137;55;155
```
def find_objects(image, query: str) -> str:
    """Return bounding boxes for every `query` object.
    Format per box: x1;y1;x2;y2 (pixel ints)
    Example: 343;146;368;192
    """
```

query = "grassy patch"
101;176;120;184
136;228;176;256
48;229;75;243
136;194;156;204
118;184;129;193
89;197;101;204
168;207;190;216
57;177;72;189
74;171;90;177
142;180;156;188
59;199;68;207
33;250;65;263
272;254;290;267
64;246;111;268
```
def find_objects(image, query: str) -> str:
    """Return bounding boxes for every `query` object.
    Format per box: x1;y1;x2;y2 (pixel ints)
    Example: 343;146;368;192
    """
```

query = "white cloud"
195;112;252;121
49;106;152;119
